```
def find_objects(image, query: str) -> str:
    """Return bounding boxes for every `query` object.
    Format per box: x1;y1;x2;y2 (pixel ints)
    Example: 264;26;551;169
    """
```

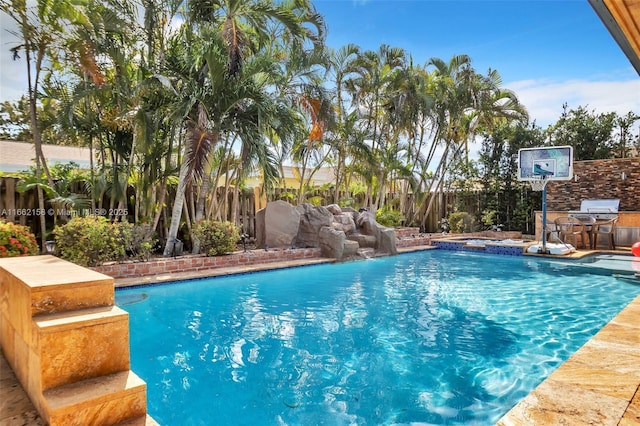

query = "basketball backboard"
517;146;573;181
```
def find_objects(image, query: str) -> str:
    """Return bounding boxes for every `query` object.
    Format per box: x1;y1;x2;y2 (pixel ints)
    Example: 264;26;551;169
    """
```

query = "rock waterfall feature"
255;201;397;260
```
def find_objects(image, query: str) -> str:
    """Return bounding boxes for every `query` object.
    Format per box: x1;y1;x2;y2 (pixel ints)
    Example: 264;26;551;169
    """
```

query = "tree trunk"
191;173;210;254
162;157;190;256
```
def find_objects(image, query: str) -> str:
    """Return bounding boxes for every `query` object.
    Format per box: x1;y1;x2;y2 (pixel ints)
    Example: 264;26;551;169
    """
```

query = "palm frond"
185;124;217;180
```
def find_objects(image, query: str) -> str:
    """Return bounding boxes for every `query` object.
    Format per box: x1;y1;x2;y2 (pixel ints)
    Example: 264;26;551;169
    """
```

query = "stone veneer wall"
546;158;640;211
93;247;323;280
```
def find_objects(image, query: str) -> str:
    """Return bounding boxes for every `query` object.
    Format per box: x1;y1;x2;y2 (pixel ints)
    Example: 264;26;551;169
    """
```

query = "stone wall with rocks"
255;201;397;260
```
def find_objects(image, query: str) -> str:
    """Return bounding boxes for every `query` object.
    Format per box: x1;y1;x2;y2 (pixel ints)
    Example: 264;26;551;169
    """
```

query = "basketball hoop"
529;176;548;192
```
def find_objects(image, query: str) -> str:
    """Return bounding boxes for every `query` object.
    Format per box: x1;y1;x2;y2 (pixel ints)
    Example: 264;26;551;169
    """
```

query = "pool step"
34;305;131;390
0;254;115;317
42;370;146;426
0;255;149;426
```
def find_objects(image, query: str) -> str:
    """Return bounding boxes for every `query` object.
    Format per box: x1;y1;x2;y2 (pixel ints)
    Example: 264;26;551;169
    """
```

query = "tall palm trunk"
163;151;190;256
24;39;54;251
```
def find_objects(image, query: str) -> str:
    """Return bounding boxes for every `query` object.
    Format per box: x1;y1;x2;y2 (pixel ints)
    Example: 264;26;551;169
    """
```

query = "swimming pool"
116;250;640;425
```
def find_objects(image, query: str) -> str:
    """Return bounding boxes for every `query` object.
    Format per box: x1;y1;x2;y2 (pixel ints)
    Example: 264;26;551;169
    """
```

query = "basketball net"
529;175;549;192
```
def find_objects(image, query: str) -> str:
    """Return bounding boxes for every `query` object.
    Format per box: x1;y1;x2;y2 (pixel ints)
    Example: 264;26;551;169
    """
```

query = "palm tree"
346;44;407;210
326;43;360;202
162;0;326;256
2;0;93;249
411;55;527;229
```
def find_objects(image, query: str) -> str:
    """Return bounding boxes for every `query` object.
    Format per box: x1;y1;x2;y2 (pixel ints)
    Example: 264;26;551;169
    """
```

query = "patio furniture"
592;218;618;250
579;216;597;250
554;216;587;249
544;220;560;243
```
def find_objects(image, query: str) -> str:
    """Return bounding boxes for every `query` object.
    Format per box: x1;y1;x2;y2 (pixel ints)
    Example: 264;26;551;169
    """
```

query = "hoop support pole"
540;177;550;254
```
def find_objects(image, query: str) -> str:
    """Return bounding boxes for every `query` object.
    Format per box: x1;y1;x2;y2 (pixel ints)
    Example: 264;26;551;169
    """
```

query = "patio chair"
544;220;560;243
591;218;618;250
554;216;587;249
579;216;597;250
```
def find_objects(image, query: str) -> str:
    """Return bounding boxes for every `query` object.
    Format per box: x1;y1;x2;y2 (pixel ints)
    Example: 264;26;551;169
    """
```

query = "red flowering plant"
0;221;39;257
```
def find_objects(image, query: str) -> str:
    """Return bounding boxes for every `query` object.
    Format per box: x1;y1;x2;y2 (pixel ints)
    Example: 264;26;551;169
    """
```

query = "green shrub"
448;212;475;233
126;224;156;261
191;220;239;256
376;208;404;227
54;216;131;266
307;195;323;206
0;221;39;257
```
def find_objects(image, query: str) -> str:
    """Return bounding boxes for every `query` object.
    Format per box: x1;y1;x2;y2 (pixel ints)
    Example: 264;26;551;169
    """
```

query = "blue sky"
313;0;640;126
1;0;638;128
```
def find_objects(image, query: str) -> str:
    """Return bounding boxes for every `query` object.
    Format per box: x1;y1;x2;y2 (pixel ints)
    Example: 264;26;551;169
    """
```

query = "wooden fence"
0;176;461;244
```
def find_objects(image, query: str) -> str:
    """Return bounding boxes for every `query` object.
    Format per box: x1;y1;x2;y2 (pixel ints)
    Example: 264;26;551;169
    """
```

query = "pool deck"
2;245;640;425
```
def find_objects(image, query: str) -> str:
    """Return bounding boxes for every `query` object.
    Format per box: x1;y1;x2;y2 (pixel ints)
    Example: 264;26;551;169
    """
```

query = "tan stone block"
619;388;640;425
574;340;640;374
31;282;115;316
36;306;130;390
549;357;640;399
0;314;15;366
4;274;32;340
498;378;628;426
12;333;32;392
43;371;146;426
595;322;640;347
611;302;640;329
1;255;115;316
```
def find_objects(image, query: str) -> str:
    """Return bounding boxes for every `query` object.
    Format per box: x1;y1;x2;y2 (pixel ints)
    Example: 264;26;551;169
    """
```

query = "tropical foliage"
1;0;638;261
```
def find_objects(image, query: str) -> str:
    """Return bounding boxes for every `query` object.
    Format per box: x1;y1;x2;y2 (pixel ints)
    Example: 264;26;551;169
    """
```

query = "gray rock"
319;226;346;259
332;213;357;235
295;203;333;248
347;234;377;248
356;211;379;236
326;204;343;215
255;200;300;248
258;202;397;260
255;208;267;248
378;227;398;255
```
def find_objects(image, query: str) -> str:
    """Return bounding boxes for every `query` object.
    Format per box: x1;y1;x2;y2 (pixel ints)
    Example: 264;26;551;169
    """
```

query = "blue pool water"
116;250;640;425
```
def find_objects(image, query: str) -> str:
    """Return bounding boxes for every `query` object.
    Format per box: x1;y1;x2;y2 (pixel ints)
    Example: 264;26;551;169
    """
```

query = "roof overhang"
589;0;640;75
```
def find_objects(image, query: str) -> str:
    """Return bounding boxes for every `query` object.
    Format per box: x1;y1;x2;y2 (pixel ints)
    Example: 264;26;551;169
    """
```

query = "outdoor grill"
568;199;620;221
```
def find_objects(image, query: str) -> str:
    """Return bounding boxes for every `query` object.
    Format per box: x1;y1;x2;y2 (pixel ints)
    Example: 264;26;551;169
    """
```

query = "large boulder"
332;212;357;235
326;204;343;215
356;211;380;241
257;201;397;259
295;203;333;248
378;227;398;255
319;226;346;259
255;200;300;248
354;210;397;254
342;239;360;258
347;233;377;248
319;227;360;260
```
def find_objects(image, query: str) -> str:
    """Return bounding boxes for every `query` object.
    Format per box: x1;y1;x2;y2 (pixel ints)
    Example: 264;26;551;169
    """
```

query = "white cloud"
506;78;640;128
